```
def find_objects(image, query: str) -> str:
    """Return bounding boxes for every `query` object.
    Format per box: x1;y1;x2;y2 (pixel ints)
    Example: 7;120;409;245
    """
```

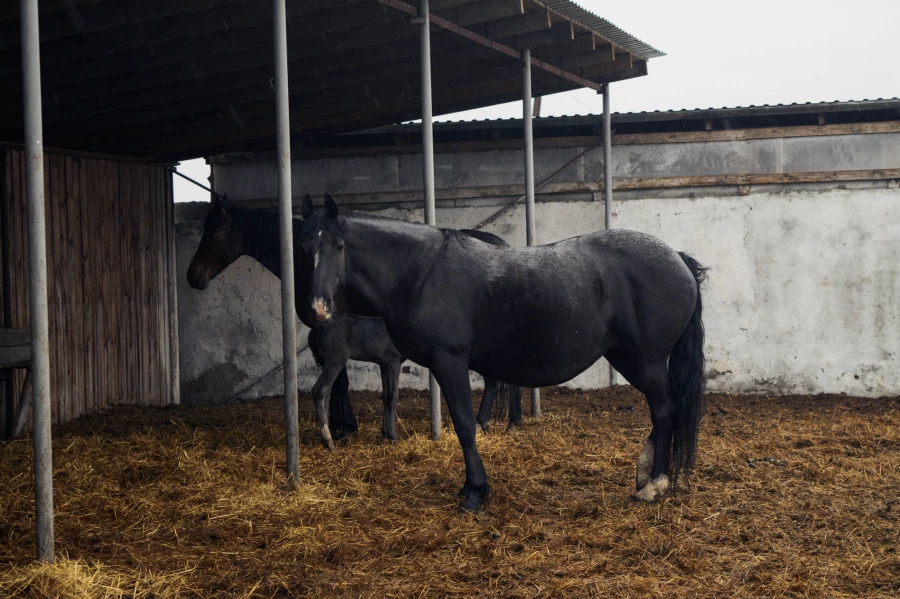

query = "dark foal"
298;194;706;512
308;312;523;448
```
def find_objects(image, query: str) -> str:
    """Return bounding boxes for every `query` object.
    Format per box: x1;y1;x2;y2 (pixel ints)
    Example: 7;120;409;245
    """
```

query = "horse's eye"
337;242;345;251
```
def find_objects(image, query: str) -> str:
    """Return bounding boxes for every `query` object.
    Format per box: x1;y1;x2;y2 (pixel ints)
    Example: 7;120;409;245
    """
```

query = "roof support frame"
19;0;55;564
272;0;300;487
416;0;442;442
521;48;541;418
376;0;604;91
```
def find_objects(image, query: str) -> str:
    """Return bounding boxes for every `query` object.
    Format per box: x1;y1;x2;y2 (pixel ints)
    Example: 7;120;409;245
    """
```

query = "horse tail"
308;328;325;368
669;252;708;488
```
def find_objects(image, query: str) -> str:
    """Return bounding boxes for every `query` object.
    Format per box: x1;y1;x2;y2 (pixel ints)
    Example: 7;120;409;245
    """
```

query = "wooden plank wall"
0;148;177;431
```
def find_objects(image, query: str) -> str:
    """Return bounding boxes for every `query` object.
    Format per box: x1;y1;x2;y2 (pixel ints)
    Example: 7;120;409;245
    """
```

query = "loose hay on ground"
1;387;899;598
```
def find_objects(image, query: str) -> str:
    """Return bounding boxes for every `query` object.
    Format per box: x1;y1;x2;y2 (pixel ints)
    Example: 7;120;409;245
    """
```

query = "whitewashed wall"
176;179;899;401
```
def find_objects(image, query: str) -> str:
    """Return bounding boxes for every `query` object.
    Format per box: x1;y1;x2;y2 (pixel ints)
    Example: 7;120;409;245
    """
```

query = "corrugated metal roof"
368;98;900;132
541;0;665;60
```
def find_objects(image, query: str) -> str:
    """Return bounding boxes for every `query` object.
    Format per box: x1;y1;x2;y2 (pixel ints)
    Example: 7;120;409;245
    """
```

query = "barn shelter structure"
0;0;662;562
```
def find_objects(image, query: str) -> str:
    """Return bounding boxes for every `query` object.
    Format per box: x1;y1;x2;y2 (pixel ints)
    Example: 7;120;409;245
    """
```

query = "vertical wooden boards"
79;158;96;415
66;156;85;420
0;150;9;434
2;150;174;429
48;153;63;425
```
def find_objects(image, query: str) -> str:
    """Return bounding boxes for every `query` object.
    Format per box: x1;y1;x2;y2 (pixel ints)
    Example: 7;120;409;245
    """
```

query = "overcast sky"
175;0;900;202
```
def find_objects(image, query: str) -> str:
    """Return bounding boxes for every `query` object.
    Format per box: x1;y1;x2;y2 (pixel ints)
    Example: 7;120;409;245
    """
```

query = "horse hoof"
457;500;484;515
331;429;348;441
475;422;489;434
506;420;524;432
323;439;335;451
381;430;397;442
631;475;669;503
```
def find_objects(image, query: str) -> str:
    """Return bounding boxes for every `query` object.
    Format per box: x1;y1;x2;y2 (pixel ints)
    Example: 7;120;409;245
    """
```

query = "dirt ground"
1;386;899;598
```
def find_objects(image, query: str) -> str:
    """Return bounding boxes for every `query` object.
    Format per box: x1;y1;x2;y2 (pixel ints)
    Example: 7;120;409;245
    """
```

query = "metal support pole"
522;49;540;418
602;84;618;387
418;0;441;440
20;0;54;562
273;0;299;482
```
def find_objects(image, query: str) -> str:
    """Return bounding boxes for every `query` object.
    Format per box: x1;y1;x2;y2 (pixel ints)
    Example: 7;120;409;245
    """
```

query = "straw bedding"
1;386;898;598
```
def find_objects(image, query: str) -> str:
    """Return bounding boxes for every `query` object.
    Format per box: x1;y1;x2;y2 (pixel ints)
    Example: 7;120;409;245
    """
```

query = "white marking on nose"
312;298;330;321
314;251;319;269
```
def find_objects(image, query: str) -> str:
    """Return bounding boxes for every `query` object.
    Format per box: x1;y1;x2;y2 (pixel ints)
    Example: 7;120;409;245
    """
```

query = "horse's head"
298;193;344;322
187;195;243;290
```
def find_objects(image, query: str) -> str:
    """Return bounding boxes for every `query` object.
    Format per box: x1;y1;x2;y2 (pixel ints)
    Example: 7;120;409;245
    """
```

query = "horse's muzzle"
187;270;209;290
312;298;331;321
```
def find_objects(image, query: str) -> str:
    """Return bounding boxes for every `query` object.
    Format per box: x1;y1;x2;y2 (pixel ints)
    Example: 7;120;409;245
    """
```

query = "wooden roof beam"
377;0;602;91
435;0;524;27
500;21;577;50
560;44;621;70
469;8;551;37
524;0;636;65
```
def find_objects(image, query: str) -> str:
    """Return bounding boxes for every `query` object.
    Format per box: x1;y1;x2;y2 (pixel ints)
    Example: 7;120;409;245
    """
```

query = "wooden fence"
0;147;178;434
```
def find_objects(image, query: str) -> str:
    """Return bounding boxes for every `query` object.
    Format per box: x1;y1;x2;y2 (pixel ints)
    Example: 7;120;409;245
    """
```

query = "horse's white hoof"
631;474;669;503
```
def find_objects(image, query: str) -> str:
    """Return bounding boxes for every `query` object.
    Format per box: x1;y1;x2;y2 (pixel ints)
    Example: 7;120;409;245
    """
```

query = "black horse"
186;197;522;446
298;194;706;511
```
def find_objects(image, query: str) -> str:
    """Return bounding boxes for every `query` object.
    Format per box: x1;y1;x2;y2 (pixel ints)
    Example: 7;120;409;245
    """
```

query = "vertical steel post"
522;49;540;418
602;84;618;386
418;0;441;440
20;0;54;562
273;0;299;482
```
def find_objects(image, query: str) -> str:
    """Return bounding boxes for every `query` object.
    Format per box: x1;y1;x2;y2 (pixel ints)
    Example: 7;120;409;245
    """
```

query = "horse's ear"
212;193;223;212
324;193;339;219
300;194;314;220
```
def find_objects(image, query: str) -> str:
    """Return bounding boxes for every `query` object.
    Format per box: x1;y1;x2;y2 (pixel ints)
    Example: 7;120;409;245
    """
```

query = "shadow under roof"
0;0;661;161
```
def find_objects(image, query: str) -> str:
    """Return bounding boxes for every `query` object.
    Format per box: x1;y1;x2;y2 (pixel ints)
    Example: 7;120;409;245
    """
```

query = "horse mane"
228;206;282;261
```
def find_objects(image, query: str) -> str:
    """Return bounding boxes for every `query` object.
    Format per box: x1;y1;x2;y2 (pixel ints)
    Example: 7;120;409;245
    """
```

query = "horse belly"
470;281;612;387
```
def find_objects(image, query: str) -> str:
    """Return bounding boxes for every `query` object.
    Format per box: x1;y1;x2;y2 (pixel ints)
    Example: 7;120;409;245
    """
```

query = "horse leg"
507;385;524;431
328;367;357;440
431;354;489;512
380;361;401;441
475;378;499;433
311;364;344;450
607;350;674;503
